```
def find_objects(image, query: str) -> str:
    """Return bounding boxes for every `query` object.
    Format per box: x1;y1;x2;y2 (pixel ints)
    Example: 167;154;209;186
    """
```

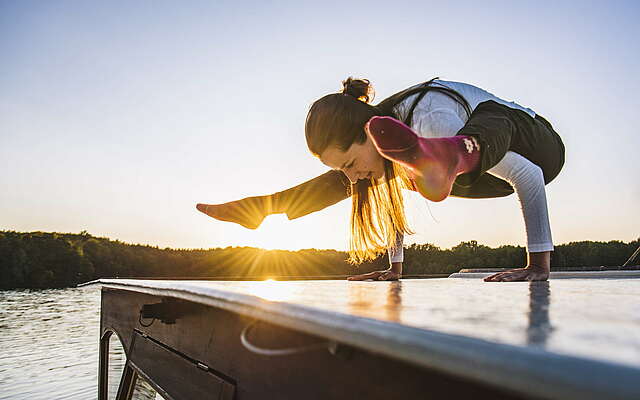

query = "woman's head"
305;78;385;183
319;135;385;184
304;77;413;264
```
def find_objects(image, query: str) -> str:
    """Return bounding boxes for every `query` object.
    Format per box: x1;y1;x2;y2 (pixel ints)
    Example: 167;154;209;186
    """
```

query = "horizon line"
2;229;638;253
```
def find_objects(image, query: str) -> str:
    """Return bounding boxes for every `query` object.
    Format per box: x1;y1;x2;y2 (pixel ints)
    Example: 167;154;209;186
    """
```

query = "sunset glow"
1;2;638;252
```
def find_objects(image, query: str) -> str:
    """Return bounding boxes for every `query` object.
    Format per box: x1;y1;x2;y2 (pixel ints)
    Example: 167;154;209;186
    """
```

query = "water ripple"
0;288;125;400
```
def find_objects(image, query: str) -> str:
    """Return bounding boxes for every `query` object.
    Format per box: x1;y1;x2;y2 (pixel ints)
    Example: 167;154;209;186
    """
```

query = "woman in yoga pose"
197;77;565;282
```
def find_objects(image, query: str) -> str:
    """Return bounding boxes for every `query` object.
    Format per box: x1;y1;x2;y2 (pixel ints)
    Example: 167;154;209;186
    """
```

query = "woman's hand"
483;266;549;282
347;263;402;281
484;251;551;282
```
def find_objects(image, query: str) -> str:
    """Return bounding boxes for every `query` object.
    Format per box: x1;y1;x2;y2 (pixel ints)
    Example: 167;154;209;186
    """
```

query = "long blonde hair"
348;160;414;263
305;77;414;264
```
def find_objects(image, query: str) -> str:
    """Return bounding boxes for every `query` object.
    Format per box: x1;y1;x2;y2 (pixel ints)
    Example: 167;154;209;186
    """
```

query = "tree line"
0;230;638;289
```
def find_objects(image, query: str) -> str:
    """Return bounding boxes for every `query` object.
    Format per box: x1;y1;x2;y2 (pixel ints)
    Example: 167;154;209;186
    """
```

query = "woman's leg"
271;169;352;219
452;101;565;188
364;116;482;202
196;170;351;228
450;173;514;198
197;102;565;229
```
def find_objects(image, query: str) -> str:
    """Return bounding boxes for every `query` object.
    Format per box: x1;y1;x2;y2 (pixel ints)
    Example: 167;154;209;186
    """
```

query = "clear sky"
1;1;639;252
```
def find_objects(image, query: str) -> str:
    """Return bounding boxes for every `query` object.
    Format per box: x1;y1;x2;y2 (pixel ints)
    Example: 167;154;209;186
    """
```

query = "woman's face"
320;135;386;184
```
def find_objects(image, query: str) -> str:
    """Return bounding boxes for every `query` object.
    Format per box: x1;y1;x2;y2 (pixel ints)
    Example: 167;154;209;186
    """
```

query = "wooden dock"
89;274;640;399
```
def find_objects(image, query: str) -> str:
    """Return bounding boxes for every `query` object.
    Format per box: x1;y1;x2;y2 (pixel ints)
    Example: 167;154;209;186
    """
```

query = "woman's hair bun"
341;77;374;103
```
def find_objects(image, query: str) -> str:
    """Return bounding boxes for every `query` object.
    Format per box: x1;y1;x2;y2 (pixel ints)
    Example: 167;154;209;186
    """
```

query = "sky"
1;0;639;252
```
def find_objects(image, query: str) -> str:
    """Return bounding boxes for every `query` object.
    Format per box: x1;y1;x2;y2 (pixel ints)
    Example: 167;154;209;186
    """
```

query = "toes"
197;203;222;219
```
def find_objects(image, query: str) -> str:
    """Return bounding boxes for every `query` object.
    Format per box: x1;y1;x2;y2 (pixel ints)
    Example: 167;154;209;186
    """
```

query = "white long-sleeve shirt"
388;80;554;263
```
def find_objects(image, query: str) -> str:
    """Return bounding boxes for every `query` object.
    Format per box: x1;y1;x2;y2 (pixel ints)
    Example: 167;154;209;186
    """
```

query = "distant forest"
0;230;638;289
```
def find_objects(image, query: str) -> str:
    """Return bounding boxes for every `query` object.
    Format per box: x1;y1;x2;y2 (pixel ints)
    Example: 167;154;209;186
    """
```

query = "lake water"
0;287;123;400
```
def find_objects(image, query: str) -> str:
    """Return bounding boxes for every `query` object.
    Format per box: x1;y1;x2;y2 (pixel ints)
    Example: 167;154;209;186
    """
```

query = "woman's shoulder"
392;81;459;118
437;79;537;117
432;79;487;100
391;79;491;126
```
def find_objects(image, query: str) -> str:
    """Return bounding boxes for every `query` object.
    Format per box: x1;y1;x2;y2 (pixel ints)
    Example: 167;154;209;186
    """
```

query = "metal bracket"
140;298;194;325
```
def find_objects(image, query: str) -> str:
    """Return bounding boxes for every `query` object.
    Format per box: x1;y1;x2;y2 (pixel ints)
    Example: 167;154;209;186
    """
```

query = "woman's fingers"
347;270;400;281
484;271;510;282
483;273;497;282
484;268;549;282
378;271;400;281
347;271;381;281
500;270;528;282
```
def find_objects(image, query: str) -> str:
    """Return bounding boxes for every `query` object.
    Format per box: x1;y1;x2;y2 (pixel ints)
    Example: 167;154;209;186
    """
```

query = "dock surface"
95;277;640;399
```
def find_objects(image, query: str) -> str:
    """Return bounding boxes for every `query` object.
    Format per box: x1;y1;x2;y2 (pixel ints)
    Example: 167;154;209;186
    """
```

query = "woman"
197;77;565;282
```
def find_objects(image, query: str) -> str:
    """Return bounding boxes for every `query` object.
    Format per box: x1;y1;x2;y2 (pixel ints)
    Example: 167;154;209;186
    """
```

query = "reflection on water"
0;287;116;400
526;281;554;347
345;281;404;323
384;282;403;322
343;279;556;351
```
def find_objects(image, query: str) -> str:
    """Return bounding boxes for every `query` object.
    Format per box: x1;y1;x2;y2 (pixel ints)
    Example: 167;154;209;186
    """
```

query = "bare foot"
196;196;268;229
484;267;549;282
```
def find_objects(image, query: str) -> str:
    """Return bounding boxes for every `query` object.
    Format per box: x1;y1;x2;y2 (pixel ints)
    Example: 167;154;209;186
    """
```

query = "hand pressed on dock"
347;270;401;281
347;265;402;281
484;251;550;282
483;267;549;282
